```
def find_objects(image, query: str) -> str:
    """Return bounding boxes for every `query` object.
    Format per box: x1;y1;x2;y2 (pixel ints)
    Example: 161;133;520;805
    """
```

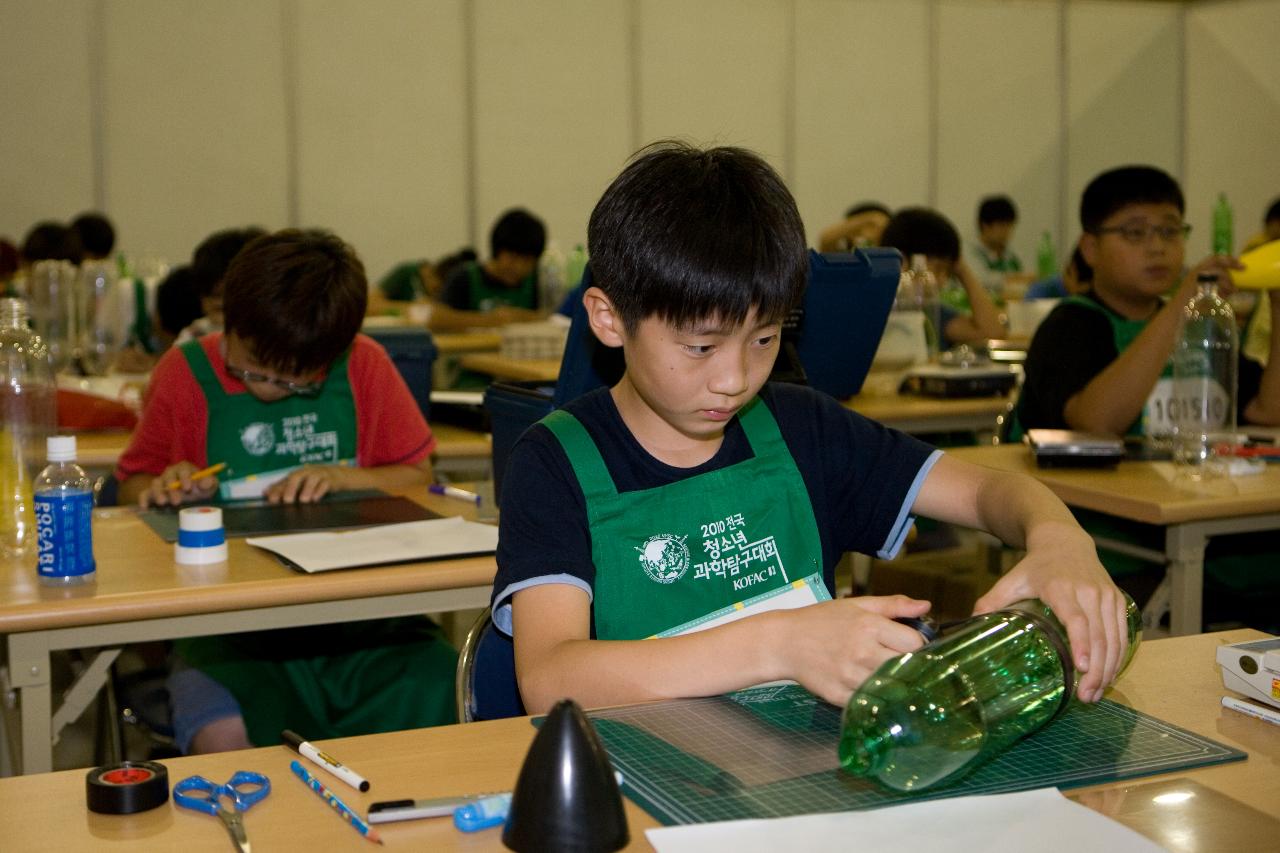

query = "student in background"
816;201;891;253
1012;166;1280;438
0;239;18;293
1240;197;1280;367
70;212;116;261
432;208;546;331
115;229;453;751
376;247;477;304
1024;243;1092;301
175;226;267;343
878;207;1005;349
113;265;204;373
971;195;1023;276
20;221;84;266
494;141;1130;717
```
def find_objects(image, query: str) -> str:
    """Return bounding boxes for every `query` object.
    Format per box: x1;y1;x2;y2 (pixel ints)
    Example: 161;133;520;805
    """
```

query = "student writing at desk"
494;142;1131;716
114;229;456;752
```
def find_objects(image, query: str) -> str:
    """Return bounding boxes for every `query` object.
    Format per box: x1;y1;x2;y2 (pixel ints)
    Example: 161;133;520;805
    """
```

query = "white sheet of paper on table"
645;788;1164;853
246;516;498;572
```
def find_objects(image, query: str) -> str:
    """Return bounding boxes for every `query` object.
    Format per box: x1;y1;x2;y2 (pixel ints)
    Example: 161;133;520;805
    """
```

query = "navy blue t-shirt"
492;382;940;634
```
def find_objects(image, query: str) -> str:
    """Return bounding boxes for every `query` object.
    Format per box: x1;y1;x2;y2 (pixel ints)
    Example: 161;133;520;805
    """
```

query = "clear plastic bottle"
0;299;57;557
27;259;78;371
1212;193;1233;257
538;241;567;314
565;244;589;294
909;254;942;359
1172;272;1237;474
34;435;96;586
839;594;1141;792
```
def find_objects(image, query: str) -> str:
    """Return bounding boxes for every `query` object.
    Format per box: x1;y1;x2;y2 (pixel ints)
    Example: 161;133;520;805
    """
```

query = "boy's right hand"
1178;254;1245;300
773;595;931;708
140;462;219;508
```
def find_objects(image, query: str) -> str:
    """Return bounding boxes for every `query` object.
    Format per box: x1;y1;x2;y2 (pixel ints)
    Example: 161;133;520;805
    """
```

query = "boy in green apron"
1010;166;1280;623
115;229;455;752
493;142;1133;717
434;208;545;331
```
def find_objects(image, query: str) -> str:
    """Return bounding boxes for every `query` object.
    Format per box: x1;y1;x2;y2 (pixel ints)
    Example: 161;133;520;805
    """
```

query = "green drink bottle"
1213;193;1233;256
838;594;1141;792
1036;231;1056;279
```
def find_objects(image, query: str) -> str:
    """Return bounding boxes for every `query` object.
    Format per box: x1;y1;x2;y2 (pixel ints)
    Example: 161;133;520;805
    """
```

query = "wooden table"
0;491;497;776
0;630;1272;851
949;444;1280;635
844;390;1012;435
458;353;561;384
431;331;504;355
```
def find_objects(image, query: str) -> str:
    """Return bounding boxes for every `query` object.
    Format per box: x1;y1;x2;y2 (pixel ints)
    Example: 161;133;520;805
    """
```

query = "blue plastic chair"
454;608;526;722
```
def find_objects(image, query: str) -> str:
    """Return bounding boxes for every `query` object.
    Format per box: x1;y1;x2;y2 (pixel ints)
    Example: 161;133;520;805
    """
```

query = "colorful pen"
290;760;383;845
1221;695;1280;727
428;483;482;505
166;461;226;490
283;729;371;792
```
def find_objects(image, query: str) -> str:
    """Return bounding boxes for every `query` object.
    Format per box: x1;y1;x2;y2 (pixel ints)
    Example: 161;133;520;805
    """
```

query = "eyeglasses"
1093;223;1192;245
225;362;324;397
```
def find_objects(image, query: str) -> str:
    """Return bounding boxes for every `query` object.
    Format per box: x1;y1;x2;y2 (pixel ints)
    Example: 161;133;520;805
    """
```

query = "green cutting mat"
579;684;1245;826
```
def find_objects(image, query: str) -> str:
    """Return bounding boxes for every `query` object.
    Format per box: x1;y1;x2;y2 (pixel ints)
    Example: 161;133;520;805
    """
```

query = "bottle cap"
1197;271;1219;283
47;435;77;462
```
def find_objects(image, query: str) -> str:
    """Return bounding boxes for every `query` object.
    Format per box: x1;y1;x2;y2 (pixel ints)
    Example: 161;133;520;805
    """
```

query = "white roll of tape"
174;506;228;564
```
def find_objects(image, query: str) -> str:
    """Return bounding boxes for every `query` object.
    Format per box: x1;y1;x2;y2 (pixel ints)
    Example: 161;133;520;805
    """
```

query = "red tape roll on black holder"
86;761;170;814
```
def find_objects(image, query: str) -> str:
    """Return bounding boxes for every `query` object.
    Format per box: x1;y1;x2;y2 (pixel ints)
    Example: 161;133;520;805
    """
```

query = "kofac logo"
240;422;275;457
636;534;690;585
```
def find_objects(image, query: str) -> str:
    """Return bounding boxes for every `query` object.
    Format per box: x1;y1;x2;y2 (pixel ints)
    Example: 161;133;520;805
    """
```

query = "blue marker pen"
453;793;513;832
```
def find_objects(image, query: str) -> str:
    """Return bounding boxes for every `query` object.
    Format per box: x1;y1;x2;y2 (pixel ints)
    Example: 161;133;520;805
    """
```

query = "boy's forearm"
972;466;1081;551
1243;296;1280;425
955;262;1005;340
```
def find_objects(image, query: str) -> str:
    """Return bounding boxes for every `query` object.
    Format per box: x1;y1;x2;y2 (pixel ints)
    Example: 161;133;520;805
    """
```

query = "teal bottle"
1212;193;1233;256
838;594;1141;792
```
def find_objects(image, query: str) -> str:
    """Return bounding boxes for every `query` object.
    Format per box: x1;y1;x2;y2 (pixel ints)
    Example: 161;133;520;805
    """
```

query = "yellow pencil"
166;462;227;490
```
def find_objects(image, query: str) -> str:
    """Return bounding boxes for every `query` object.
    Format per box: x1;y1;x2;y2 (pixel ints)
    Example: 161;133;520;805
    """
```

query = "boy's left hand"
265;465;349;504
973;522;1129;703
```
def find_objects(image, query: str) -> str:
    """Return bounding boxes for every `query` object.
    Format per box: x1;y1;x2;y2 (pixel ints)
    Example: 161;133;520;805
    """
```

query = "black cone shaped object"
502;699;629;852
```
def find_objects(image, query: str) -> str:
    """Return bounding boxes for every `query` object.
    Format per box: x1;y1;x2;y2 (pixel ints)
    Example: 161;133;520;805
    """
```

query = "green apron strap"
180;339;227;399
735;396;783;455
542;410;618;501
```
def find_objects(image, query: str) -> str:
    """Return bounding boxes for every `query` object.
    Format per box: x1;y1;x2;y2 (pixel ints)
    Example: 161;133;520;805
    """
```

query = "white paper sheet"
646;788;1165;853
246;516;498;572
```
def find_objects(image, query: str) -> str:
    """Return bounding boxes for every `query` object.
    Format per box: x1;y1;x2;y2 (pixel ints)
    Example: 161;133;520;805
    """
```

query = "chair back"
455;608;526;723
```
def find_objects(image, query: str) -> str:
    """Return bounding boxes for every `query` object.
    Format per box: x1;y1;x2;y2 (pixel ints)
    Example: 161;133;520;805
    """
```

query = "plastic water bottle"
565;244;589;293
34;435;96;586
1172;272;1237;473
1036;230;1056;279
538;241;567;313
1212;193;1233;256
909;255;942;358
839;594;1141;792
0;298;57;558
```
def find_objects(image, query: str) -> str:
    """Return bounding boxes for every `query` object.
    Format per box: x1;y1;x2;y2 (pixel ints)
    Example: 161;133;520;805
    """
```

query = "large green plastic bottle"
838;594;1141;792
1213;193;1233;256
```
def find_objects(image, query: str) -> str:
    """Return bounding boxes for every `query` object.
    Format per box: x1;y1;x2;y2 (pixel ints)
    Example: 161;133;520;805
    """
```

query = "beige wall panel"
100;0;290;266
1186;0;1280;257
794;0;930;246
1066;1;1180;245
295;0;469;282
0;0;96;245
637;0;790;173
472;0;632;256
936;0;1061;269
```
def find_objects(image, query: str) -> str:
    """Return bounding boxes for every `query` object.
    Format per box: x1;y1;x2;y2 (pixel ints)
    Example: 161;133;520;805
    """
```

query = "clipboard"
138;490;439;543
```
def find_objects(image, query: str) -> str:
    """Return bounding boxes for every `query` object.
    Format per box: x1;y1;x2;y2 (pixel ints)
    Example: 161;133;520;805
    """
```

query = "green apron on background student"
174;340;456;745
544;396;830;641
465;262;536;312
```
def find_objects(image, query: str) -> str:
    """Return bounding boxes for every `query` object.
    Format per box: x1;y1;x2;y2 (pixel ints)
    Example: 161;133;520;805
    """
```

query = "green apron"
543;396;830;641
1007;295;1173;441
465;262;536;312
181;339;358;499
175;339;456;745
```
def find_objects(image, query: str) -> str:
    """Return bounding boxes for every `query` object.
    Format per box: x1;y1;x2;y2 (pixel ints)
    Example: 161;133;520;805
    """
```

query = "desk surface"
432;331;503;354
0;491;495;635
844;390;1011;429
458;353;561;383
949;444;1280;525
0;630;1271;851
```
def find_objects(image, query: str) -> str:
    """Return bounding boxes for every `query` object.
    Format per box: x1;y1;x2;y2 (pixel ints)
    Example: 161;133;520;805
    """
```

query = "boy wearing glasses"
117;229;435;507
1012;165;1280;437
114;231;454;754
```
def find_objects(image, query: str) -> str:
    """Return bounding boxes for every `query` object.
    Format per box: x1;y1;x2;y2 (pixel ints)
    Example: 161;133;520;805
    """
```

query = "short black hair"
490;209;546;259
1265;197;1280;225
436;247;478;283
844;201;891;219
154;266;203;337
1080;166;1184;233
587;140;807;333
0;239;20;281
71;212;116;258
222;229;368;374
879;207;961;263
21;222;83;265
191;226;268;300
1068;244;1093;285
977;195;1017;226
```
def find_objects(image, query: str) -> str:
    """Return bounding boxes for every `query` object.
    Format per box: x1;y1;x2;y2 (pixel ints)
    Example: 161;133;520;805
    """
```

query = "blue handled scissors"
173;770;271;853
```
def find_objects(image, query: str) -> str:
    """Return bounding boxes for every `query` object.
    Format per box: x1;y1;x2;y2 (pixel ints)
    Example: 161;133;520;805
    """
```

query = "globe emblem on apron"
636;534;690;584
240;422;276;456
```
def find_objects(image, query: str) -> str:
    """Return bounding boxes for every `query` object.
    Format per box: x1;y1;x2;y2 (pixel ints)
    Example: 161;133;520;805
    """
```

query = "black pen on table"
282;729;371;792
